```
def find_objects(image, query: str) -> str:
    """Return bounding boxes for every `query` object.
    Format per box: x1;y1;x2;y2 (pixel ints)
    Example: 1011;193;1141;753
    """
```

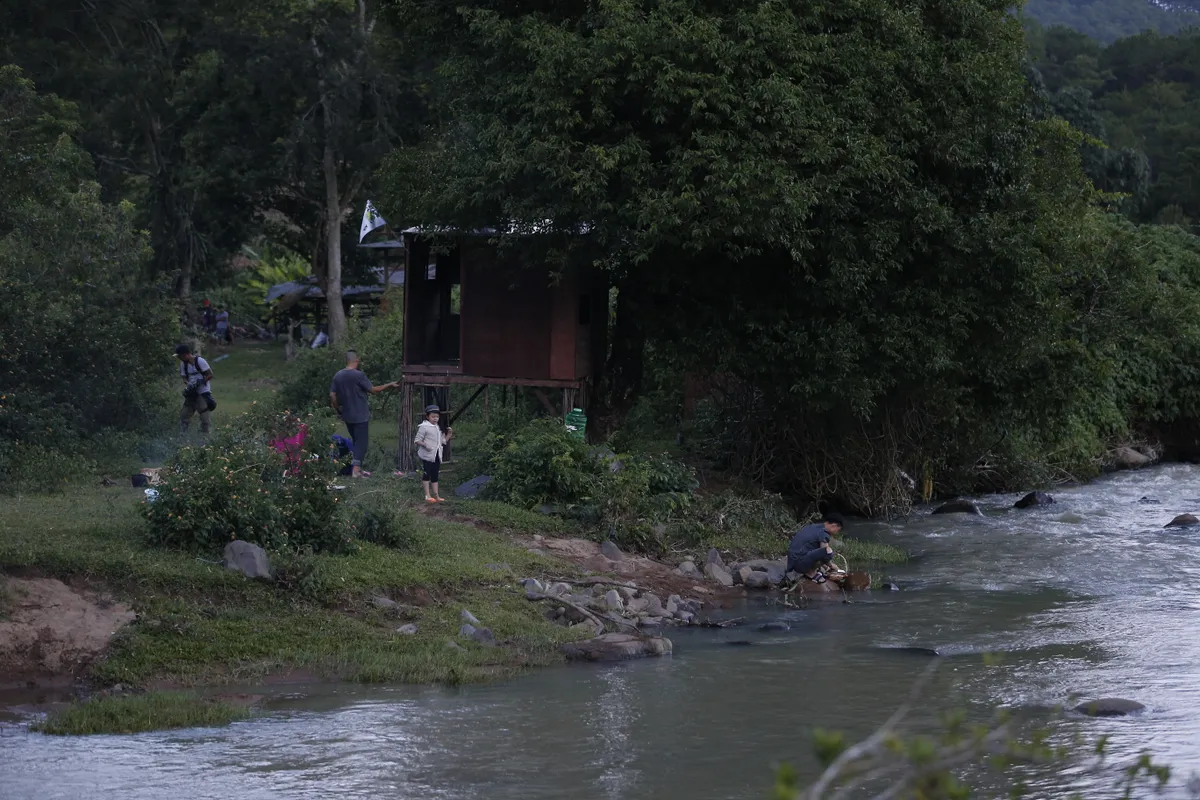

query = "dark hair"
822;511;846;528
174;344;191;356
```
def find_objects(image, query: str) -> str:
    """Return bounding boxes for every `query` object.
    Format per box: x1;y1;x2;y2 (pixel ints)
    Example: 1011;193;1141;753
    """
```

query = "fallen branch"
525;592;605;636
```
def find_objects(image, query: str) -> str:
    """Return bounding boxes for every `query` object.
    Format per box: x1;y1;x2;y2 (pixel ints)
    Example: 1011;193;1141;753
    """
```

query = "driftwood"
695;617;745;628
525;592;605;636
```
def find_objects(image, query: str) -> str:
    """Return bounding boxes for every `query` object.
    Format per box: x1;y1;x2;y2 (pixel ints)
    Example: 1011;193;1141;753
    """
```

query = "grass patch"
451;499;579;536
35;691;250;735
0;480;585;695
836;537;909;568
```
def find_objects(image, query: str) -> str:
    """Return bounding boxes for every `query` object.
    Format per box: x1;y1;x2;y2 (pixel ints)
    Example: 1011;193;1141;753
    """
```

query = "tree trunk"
322;123;347;343
588;276;646;442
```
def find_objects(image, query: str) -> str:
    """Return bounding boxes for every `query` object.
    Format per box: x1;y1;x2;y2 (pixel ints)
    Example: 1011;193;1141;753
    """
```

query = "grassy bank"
2;340;908;736
0;478;588;734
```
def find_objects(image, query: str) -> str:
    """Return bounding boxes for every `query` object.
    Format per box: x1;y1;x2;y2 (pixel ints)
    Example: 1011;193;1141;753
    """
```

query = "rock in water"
561;633;673;662
841;571;872;591
454;474;492;498
931;499;983;516
1113;447;1153;470
1014;491;1055;509
744;571;772;590
1074;698;1146;717
705;562;734;588
223;541;271;579
600;540;625;561
1165;514;1200;529
757;621;791;632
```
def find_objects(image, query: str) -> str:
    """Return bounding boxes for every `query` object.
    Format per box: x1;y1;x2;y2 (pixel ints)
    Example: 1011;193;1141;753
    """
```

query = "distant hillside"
1022;0;1199;42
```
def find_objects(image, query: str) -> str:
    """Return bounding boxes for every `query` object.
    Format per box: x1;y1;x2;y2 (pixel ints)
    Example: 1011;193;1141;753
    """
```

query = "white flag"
359;200;387;243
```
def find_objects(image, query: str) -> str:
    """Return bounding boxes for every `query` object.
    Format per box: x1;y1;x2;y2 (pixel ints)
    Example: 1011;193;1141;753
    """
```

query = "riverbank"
0;343;907;735
0;473;906;734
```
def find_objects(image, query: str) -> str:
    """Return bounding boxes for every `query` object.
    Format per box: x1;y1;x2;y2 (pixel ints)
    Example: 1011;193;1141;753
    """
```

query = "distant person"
175;344;215;437
414;405;453;503
329;350;398;478
311;329;329;349
201;300;215;332
786;512;846;584
215;308;231;345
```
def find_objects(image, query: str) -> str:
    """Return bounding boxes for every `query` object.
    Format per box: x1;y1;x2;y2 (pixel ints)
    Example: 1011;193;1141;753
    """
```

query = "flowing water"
5;465;1200;798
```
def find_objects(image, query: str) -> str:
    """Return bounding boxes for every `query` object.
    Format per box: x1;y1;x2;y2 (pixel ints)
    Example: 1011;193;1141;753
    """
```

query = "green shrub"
481;418;701;552
143;410;353;554
0;442;96;493
346;502;416;549
483;418;610;507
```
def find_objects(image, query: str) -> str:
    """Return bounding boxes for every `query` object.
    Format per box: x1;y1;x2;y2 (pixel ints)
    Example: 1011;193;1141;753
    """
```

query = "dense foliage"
392;0;1200;512
0;66;176;491
1022;0;1200;43
1029;25;1200;226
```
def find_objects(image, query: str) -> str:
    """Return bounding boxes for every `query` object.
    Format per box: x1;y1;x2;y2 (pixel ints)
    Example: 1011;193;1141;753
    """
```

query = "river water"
5;465;1200;799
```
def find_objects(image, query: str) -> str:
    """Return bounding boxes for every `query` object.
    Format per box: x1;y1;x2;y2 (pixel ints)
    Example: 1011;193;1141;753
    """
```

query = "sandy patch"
0;578;135;688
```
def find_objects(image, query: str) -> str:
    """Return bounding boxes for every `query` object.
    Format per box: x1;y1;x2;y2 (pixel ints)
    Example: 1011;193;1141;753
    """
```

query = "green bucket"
565;408;587;441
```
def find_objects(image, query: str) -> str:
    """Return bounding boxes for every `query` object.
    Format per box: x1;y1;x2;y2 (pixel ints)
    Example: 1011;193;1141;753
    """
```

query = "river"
4;465;1200;798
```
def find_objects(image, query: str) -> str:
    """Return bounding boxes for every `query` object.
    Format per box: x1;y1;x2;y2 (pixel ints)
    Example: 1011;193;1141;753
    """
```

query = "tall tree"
278;0;418;342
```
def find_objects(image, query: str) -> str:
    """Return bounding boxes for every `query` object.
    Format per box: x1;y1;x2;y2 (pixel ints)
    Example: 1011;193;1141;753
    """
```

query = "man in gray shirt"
329;350;398;478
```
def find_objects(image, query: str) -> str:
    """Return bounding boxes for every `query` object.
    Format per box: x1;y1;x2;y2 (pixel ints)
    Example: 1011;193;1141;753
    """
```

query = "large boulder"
704;562;734;587
600;540;625;561
1014;491;1055;509
734;566;753;586
561;633;673;662
706;548;725;569
675;560;700;578
639;593;668;617
931;499;983;516
1073;698;1146;718
1165;514;1200;529
744;571;772;590
223;541;271;579
603;589;624;612
454;475;492;498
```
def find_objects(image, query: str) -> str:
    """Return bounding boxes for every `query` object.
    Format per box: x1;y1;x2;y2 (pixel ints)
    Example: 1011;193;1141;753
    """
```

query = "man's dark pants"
345;421;369;467
787;547;833;575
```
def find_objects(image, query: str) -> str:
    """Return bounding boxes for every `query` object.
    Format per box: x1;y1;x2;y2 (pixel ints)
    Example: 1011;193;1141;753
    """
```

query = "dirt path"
0;577;135;689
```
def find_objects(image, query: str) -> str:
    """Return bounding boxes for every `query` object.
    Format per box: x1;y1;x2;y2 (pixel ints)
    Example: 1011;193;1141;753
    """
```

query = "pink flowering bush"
143;411;353;554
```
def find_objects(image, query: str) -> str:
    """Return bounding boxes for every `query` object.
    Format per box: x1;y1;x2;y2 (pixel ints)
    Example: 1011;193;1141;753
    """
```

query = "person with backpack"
175;344;215;437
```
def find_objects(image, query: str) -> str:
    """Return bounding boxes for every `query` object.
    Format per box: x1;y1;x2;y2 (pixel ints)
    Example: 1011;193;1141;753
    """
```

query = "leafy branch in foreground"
774;663;1182;800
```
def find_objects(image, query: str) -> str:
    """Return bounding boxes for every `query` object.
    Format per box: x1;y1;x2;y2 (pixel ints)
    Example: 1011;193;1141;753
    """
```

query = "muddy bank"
0;577;135;690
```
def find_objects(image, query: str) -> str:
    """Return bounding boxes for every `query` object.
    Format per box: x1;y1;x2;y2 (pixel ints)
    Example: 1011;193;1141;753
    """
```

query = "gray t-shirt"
330;368;373;424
